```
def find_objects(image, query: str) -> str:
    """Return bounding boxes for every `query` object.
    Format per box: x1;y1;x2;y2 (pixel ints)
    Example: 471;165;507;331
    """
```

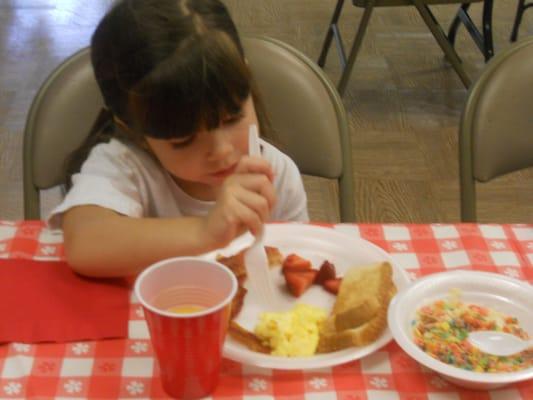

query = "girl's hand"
203;156;276;248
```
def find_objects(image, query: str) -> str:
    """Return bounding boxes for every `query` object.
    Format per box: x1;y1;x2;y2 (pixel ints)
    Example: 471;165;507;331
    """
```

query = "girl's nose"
207;130;234;160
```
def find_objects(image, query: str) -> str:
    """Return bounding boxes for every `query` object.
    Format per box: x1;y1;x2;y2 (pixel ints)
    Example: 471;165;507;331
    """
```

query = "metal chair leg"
337;2;375;96
460;161;477;222
412;0;471;88
481;0;494;61
447;1;494;62
511;0;527;42
448;3;471;47
459;116;477;222
318;0;346;67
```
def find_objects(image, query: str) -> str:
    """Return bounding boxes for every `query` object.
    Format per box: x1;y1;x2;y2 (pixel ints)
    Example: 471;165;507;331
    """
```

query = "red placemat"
0;259;130;343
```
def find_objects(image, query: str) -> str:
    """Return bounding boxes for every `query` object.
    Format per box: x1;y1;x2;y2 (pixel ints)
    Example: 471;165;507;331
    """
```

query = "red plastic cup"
134;257;238;399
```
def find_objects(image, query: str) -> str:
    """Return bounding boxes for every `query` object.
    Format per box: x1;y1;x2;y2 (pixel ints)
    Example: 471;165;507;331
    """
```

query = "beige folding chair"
459;36;533;222
23;35;355;222
23;48;103;220
318;0;492;95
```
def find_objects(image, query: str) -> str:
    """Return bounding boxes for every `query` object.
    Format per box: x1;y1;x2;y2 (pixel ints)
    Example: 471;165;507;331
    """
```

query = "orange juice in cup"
166;304;206;314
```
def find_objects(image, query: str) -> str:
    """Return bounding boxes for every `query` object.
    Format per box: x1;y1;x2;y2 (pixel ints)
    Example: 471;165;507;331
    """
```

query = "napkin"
0;259;131;343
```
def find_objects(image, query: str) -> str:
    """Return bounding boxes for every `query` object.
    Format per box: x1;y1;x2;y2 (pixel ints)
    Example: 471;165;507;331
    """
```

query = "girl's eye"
222;113;244;126
170;136;194;149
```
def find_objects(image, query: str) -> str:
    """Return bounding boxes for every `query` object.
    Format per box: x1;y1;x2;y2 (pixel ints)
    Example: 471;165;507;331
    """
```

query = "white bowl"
387;270;533;390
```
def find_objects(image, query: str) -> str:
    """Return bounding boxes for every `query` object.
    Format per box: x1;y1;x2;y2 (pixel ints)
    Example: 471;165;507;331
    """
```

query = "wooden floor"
1;0;532;223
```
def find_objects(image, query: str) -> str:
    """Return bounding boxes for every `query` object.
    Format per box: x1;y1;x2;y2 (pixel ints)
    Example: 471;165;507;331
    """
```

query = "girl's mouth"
210;163;237;179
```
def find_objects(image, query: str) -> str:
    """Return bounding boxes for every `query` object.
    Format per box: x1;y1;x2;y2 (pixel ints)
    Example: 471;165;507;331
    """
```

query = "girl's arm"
62;156;275;278
62;205;217;277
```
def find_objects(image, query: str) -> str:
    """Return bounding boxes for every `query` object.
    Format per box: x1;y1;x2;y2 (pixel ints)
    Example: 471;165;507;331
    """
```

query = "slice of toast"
221;246;283;354
317;262;396;352
265;246;284;267
334;297;380;331
217;245;283;281
230;286;247;319
228;321;271;353
217;251;247;281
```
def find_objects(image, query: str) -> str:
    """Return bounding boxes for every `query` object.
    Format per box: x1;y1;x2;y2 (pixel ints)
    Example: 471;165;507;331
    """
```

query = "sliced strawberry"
282;253;312;271
314;260;336;284
323;278;342;295
284;270;318;297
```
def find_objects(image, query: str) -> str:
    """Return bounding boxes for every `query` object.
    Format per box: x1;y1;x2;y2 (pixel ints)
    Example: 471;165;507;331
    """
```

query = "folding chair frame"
318;0;495;95
510;0;533;42
447;1;494;61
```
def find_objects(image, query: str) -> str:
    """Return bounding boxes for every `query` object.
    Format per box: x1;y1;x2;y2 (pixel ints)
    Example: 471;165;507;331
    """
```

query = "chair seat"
352;0;482;6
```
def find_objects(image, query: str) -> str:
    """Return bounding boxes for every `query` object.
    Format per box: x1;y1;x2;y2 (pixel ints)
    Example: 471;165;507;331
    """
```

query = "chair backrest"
23;48;103;220
23;35;354;222
242;36;354;221
459;36;533;221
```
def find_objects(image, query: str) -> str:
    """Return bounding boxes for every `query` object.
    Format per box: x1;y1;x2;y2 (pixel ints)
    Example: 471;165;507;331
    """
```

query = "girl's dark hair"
66;0;270;185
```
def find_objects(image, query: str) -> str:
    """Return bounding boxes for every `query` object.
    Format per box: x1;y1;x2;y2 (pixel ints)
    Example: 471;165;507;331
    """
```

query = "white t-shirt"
48;138;308;228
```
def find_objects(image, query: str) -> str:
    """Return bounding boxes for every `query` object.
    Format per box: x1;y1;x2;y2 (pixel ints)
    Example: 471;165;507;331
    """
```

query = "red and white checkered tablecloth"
1;220;532;399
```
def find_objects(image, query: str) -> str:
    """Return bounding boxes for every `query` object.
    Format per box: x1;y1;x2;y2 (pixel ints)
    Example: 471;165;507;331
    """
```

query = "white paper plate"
388;270;533;390
202;223;410;370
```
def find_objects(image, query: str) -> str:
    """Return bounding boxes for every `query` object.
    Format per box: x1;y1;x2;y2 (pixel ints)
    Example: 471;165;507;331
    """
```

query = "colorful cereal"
412;292;533;373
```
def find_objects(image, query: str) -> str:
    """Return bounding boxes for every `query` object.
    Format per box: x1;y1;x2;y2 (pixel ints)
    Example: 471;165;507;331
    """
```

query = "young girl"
49;0;309;277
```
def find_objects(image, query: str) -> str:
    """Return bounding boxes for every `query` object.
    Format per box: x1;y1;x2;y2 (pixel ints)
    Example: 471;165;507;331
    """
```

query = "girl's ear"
113;115;128;130
112;115;153;154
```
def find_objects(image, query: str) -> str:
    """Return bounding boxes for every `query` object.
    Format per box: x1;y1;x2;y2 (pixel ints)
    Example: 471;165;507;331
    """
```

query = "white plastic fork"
243;124;278;309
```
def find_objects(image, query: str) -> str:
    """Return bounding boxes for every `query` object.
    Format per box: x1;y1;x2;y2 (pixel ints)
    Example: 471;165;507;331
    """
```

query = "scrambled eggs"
254;304;327;356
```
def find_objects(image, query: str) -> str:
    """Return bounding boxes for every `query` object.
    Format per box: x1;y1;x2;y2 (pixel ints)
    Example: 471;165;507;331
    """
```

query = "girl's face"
145;96;257;200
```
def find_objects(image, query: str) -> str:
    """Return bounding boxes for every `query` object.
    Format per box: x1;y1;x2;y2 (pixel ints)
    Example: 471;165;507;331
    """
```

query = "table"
1;220;532;399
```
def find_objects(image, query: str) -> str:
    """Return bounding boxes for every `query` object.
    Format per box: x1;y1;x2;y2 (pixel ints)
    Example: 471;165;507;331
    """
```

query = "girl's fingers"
227;197;263;236
225;173;276;209
235;156;274;182
218;184;271;236
216;157;276;236
231;186;271;223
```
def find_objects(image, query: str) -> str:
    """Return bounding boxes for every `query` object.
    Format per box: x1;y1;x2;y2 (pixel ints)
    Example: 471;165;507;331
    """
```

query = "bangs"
126;31;251;139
